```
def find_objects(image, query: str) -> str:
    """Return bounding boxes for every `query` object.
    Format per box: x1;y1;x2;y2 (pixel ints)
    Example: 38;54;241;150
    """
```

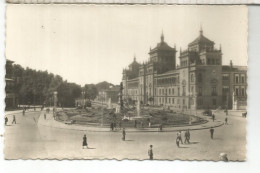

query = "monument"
107;98;112;109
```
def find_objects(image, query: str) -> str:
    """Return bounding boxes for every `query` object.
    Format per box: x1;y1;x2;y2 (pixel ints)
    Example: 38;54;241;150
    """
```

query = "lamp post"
81;91;85;107
53;91;58;119
188;92;192;115
194;92;197;116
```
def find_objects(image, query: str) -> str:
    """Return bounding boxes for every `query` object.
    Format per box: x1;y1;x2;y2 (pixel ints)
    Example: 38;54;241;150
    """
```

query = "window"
198;99;203;105
208;59;211;65
154;89;157;96
212;87;217;96
172;98;175;104
183;99;185;105
178;87;180;96
222;74;229;80
162;89;164;95
172;88;174;95
198;73;202;83
169;88;171;95
169;98;171;104
222;86;229;95
242;88;245;96
159;89;161;95
182;86;186;96
236;88;239;96
198;87;202;96
241;76;245;83
190;74;194;82
212;59;215;65
235;76;239;83
191;86;194;95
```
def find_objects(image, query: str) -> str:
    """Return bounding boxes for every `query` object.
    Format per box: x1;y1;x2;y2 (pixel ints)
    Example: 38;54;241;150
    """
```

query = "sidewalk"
5;108;41;115
37;111;224;133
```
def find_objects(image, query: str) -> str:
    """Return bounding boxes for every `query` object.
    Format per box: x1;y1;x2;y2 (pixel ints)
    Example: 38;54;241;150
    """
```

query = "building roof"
128;57;140;67
188;29;214;47
150;33;175;53
106;86;120;92
222;65;248;72
155;70;179;77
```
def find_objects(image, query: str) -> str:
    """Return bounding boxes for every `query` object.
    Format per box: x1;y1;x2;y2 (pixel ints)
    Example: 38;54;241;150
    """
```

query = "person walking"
12;115;16;124
177;131;183;144
148;145;153;160
44;113;47;120
22;109;25;116
82;134;88;149
134;120;137;128
176;137;180;148
122;128;126;141
159;124;163;131
225;109;228;116
113;122;117;130
212;114;215;122
225;117;228;125
184;129;190;144
210;127;214;139
110;123;114;131
5;117;8;126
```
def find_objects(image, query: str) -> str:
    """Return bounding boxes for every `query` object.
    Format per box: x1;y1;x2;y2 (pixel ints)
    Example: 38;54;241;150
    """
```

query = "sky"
6;5;247;86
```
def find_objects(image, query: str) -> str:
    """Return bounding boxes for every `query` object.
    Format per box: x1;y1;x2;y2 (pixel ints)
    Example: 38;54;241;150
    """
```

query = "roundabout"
38;105;223;132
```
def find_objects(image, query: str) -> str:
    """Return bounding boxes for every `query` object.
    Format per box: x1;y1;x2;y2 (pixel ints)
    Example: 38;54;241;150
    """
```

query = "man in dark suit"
210;127;214;139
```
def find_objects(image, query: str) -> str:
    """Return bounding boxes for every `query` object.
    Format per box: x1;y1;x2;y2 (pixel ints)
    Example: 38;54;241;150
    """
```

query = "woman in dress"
82;134;88;149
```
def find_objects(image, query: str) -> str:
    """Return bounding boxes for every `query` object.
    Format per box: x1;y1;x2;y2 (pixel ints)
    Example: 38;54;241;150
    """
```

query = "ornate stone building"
122;29;247;110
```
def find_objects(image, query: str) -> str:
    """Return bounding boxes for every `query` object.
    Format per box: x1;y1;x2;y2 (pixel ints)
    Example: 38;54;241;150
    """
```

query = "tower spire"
200;24;203;35
161;29;164;42
134;53;136;61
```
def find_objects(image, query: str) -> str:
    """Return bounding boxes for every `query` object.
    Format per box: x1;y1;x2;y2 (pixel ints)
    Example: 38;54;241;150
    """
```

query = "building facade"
122;29;247;110
96;86;120;103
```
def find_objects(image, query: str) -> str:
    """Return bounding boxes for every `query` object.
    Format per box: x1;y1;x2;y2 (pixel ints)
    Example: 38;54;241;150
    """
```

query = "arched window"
191;74;194;82
198;73;203;83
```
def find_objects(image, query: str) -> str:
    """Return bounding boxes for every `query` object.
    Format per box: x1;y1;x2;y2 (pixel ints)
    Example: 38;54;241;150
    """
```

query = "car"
65;120;76;125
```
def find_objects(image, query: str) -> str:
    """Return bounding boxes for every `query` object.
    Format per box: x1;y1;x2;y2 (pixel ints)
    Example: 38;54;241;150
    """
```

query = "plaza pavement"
4;109;246;160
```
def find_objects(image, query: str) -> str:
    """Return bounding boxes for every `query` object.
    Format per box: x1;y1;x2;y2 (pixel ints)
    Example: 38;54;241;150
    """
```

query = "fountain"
129;99;151;120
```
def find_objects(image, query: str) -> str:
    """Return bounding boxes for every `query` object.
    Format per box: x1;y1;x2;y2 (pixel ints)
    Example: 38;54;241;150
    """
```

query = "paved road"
4;110;246;160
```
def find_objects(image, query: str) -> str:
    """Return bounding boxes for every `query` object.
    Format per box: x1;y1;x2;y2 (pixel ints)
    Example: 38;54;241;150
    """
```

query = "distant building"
96;86;120;103
5;59;18;108
122;29;247;110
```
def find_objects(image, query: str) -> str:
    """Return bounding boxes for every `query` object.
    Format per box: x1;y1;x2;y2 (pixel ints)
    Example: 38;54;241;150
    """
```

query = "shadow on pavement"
189;141;199;144
178;146;189;148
